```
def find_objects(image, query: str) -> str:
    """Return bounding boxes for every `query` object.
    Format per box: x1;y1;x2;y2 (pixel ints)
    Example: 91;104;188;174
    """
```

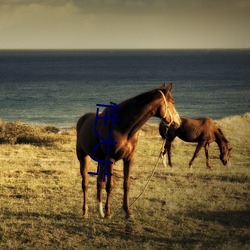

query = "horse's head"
217;127;232;166
220;144;232;166
157;83;181;129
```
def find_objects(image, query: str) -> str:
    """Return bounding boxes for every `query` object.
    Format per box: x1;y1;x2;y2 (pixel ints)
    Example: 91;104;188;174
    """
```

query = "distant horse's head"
218;128;232;165
157;83;181;129
220;147;232;166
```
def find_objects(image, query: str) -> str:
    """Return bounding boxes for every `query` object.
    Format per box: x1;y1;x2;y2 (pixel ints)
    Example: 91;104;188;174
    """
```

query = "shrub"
43;125;60;134
0;121;69;146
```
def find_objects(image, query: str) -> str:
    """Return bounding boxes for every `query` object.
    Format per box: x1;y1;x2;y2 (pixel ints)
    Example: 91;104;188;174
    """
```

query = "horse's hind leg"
105;162;114;218
97;163;105;218
77;148;90;218
189;141;205;168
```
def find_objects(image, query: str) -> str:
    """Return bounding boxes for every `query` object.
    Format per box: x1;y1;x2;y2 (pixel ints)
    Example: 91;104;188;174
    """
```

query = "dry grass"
0;113;249;249
0;121;69;146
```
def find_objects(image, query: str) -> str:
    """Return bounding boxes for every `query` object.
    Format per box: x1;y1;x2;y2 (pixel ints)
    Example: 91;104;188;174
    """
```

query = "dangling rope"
113;138;166;217
128;139;166;208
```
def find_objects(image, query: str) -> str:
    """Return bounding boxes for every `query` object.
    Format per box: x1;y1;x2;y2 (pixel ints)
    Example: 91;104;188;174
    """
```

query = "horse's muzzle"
223;160;228;166
173;114;182;129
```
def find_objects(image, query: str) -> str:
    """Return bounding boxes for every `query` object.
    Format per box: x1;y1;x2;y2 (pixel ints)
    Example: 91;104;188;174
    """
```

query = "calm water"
0;50;249;128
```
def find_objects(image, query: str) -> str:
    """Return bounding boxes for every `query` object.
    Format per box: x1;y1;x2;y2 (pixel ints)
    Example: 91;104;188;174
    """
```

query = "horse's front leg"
97;163;105;218
204;143;212;169
189;141;205;168
105;161;114;219
166;140;173;167
123;156;134;219
161;139;167;168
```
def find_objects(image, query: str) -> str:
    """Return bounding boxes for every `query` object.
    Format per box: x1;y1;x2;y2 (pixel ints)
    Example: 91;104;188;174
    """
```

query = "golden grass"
0;113;249;249
0;121;69;146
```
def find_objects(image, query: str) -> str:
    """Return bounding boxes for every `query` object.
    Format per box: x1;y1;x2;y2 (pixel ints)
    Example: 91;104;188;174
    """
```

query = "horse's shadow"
189;210;250;228
3;210;249;247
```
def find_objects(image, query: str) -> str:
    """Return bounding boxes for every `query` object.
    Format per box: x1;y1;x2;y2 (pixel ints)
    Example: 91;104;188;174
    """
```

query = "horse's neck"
215;130;228;154
128;109;155;137
117;92;160;137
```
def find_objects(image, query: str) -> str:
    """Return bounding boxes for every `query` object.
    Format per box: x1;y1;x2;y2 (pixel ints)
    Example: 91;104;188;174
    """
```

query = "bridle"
157;90;175;127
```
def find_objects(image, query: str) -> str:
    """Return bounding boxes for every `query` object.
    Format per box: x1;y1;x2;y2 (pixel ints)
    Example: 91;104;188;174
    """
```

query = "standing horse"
159;117;231;169
76;83;181;219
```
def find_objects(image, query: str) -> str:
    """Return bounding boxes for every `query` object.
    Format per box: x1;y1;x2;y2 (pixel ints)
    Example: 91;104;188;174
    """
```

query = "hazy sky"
0;0;249;49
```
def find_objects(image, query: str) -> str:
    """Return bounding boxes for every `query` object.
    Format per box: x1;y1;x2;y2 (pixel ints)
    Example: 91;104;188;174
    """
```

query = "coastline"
1;112;249;131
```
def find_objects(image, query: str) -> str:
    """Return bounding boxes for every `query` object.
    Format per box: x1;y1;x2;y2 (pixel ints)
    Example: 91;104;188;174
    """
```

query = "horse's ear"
160;83;167;90
166;83;173;94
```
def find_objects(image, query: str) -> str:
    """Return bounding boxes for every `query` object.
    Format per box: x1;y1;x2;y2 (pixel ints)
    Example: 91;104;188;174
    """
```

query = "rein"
113;138;167;218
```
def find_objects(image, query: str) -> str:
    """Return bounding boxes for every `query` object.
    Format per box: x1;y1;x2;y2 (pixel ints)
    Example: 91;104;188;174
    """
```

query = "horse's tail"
76;115;85;134
76;114;91;160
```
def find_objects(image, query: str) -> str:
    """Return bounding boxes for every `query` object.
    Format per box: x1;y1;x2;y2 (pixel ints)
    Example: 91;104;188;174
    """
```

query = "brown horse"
76;83;181;219
159;117;232;169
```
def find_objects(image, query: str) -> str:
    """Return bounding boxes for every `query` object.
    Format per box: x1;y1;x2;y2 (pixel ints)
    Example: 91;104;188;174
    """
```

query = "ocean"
0;50;249;129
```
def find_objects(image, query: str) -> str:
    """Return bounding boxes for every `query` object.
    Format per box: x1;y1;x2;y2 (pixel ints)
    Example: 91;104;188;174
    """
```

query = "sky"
0;0;249;49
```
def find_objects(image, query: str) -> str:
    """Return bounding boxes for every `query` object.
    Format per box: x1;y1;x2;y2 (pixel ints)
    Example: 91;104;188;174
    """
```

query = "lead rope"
113;137;167;218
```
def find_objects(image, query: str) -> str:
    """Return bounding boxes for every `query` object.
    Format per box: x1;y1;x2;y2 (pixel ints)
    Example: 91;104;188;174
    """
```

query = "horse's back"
197;117;217;142
182;117;215;128
202;117;218;132
176;117;216;142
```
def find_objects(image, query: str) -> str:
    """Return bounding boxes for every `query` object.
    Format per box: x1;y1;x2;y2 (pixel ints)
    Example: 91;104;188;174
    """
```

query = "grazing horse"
159;117;232;169
76;83;181;219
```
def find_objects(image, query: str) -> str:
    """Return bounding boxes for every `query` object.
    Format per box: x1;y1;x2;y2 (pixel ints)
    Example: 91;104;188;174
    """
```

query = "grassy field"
0;113;249;249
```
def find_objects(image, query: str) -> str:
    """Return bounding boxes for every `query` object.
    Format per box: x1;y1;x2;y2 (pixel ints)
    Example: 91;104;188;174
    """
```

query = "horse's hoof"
83;214;89;219
127;216;134;221
105;214;112;219
125;213;134;220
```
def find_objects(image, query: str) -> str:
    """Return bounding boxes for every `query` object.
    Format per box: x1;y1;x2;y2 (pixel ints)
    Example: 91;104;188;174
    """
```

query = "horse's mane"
118;88;159;111
117;84;170;110
215;127;229;143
